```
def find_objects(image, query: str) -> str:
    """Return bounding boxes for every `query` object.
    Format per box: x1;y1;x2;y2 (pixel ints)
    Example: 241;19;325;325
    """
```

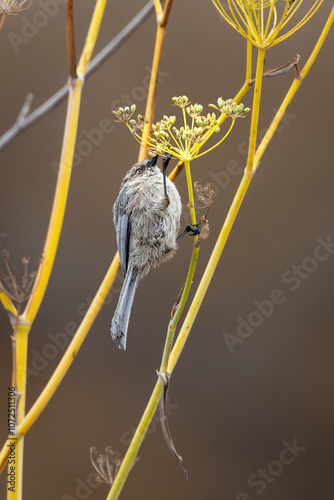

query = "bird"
111;154;182;350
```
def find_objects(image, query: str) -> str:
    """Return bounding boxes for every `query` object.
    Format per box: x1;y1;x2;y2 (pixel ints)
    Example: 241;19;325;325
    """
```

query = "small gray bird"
111;155;182;350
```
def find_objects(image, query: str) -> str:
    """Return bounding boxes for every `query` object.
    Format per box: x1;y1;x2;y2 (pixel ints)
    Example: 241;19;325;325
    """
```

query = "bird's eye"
136;168;143;174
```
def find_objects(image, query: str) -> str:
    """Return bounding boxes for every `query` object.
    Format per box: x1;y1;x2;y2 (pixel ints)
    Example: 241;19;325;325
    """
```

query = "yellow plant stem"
107;379;164;500
255;6;334;167
246;47;266;174
5;79;84;500
138;2;172;161
159;246;199;373
0;2;108;485
76;0;107;77
0;285;17;317
153;0;163;21
0;255;119;474
7;323;29;500
167;172;252;372
246;39;252;82
160;159;199;372
24;79;83;325
24;0;107;325
184;160;196;226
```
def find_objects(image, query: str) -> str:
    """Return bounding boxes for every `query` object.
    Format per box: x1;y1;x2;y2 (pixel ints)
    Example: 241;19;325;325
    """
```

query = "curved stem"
194;119;235;159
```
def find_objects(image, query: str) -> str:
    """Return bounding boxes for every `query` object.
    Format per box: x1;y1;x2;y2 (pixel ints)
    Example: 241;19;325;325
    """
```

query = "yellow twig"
0;284;17;318
76;0;107;78
7;323;29;500
23;79;84;325
106;379;164;500
0;254;119;474
246;47;266;174
255;6;334;166
138;0;174;161
24;0;107;325
0;2;108;493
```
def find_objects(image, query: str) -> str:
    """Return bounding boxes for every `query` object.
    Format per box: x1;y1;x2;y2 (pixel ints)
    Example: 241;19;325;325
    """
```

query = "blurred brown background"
1;1;334;499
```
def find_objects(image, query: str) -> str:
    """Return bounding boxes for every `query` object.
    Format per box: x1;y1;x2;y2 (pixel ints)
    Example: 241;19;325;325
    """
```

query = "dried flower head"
90;446;138;485
212;0;323;49
0;0;31;29
90;446;122;485
0;252;36;311
194;182;215;209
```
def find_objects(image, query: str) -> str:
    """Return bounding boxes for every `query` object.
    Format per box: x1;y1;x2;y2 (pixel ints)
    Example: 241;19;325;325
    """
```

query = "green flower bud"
130;104;136;113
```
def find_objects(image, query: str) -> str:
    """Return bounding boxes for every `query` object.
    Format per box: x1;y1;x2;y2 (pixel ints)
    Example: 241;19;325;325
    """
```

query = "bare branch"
0;1;154;150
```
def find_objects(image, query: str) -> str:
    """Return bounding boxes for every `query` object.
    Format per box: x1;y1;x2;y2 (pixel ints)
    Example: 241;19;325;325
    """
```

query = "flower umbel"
112;96;250;162
211;0;324;49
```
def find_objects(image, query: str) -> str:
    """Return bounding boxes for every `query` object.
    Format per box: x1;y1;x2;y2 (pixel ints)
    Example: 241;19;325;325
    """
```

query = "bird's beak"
147;155;159;168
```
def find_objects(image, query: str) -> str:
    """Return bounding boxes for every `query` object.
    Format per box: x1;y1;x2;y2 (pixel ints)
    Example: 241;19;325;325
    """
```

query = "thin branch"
66;0;77;80
138;0;173;161
161;0;174;27
0;1;154;151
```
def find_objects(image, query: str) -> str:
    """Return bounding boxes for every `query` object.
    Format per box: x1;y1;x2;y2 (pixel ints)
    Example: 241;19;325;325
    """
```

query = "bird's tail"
111;268;139;350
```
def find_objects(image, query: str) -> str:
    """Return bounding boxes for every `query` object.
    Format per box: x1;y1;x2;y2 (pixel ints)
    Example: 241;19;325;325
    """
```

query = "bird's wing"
116;214;130;274
114;190;131;274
